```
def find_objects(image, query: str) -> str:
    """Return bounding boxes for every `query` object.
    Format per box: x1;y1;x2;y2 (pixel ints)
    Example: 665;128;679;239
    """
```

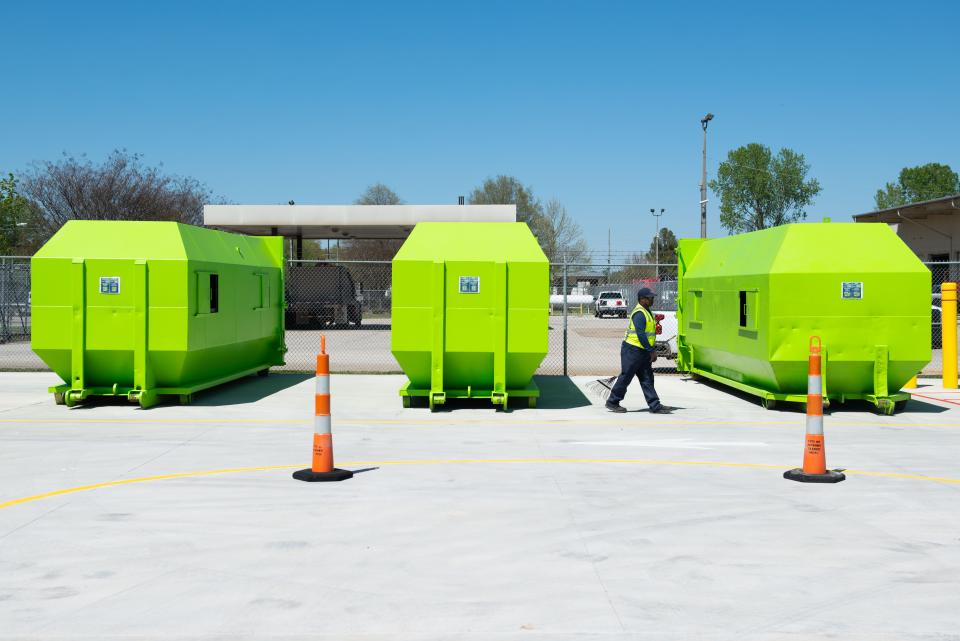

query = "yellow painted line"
2;417;959;429
0;418;308;425
340;419;798;427
841;469;960;484
0;417;795;426
2;458;959;511
340;419;960;429
0;465;300;510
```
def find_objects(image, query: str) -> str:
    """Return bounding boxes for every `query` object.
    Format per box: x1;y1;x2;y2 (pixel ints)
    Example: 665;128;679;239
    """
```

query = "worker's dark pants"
607;342;661;411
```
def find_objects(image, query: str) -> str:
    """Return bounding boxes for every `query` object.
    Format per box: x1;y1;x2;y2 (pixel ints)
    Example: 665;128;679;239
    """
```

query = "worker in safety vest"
606;287;671;413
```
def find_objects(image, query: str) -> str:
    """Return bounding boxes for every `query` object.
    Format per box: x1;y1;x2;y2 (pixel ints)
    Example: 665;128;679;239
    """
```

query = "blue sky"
2;0;957;259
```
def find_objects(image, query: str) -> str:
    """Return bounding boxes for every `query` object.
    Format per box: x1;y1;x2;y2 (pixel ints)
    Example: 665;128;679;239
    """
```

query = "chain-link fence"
0;258;42;370
0;257;952;377
542;263;679;376
282;260;393;372
927;261;959;376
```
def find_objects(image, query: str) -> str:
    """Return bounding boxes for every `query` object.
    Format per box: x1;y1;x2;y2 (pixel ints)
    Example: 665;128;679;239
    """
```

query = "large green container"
675;222;931;413
392;222;548;409
32;221;286;408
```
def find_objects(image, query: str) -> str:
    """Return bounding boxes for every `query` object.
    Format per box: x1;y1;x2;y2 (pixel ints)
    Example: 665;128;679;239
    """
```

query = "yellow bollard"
942;282;958;389
903;376;917;389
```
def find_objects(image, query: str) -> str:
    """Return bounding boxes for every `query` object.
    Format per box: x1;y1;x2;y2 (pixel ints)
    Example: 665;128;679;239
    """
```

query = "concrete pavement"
1;372;959;640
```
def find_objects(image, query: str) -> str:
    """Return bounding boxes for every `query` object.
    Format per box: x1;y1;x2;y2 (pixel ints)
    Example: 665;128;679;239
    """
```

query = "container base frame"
399;380;540;411
685;366;910;415
49;364;275;409
783;468;847;483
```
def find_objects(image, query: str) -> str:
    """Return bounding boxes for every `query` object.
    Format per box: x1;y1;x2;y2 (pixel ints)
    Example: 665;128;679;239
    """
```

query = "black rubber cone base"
293;468;354;482
783;468;846;483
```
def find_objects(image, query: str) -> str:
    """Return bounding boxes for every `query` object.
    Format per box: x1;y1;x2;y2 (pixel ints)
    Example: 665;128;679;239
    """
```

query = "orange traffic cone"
293;335;353;482
784;336;845;483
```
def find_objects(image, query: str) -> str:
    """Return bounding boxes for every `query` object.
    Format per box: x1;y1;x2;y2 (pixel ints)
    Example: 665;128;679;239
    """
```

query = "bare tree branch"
17;150;220;244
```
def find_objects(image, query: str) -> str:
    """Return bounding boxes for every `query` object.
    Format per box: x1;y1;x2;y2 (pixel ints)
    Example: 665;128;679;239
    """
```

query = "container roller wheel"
894;399;908;413
761;397;777;410
874;399;895;416
137;391;159;409
54;392;66;405
402;396;411;408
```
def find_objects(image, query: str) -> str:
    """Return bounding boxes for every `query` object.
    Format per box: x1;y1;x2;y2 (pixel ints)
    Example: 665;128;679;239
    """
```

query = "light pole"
650;208;664;279
700;112;714;238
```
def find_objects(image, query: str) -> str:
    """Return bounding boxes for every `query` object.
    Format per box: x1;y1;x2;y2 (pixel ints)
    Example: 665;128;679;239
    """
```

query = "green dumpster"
391;222;548;409
675;222;930;414
31;221;286;408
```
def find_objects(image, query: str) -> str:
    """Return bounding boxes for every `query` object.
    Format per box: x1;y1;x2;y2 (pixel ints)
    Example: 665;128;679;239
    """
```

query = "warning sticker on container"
100;277;121;295
841;281;863;299
459;276;480;294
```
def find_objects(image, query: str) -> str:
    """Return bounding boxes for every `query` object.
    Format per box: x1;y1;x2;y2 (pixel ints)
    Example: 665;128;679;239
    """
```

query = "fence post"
562;259;568;377
0;257;7;344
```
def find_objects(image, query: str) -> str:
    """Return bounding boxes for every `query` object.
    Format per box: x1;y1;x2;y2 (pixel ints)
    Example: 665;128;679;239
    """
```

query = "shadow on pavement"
403;376;593;411
192;373;312;406
681;374;948;415
533;375;593;410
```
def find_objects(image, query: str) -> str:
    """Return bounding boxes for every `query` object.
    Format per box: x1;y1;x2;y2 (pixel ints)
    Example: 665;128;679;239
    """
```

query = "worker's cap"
637;287;656;300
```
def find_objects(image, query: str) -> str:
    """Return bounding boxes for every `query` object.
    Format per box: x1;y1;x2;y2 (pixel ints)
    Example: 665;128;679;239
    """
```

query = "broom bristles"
585;376;618;403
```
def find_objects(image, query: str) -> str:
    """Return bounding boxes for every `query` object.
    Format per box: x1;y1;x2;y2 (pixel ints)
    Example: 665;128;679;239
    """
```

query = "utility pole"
607;228;611;282
650;208;664;279
700;113;714;238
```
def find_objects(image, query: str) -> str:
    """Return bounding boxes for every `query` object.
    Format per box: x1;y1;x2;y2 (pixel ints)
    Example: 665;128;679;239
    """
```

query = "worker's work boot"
605;402;627;413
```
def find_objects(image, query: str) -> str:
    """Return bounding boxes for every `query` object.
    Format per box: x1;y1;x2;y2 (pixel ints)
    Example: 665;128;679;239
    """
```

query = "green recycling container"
392;222;548;409
31;221;286;408
675;222;931;414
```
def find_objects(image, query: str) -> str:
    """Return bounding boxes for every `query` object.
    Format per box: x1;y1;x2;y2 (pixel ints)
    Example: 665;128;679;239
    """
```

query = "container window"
253;273;267;309
739;290;757;330
209;274;219;314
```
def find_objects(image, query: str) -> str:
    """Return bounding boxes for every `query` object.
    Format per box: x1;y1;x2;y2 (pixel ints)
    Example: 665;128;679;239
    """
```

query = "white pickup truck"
594;291;628;318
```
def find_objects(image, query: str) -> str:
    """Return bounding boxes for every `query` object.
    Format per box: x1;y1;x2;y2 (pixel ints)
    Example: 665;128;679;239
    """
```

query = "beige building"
853;194;960;263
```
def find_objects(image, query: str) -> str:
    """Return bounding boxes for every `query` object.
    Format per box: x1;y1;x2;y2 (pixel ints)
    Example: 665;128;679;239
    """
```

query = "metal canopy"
203;204;517;239
853;194;960;223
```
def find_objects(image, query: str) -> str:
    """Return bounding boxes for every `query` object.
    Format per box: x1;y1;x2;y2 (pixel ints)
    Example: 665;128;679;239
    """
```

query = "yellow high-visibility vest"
624;303;657;349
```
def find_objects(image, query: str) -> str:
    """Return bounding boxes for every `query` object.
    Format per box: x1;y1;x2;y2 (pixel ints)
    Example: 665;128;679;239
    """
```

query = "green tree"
709;143;821;233
874;183;905;210
645;227;678;264
355;182;403;206
341;183;405;260
530;198;588;263
0;173;39;254
468;175;543;225
874;163;960;209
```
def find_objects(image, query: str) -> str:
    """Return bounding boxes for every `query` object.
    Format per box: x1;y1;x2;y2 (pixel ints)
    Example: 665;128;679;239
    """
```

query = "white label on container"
841;281;863;299
100;277;121;295
459;276;480;294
